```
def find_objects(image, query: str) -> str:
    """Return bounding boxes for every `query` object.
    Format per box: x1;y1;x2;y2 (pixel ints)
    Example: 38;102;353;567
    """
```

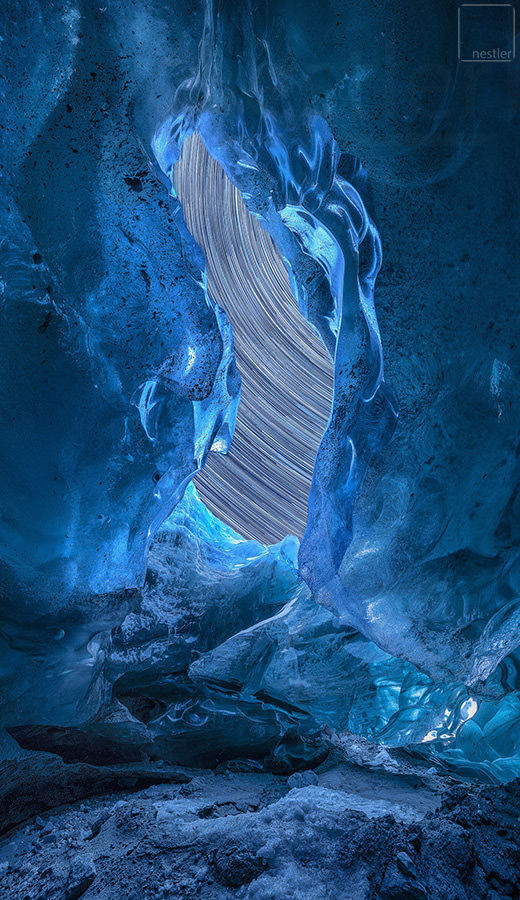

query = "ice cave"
1;1;520;898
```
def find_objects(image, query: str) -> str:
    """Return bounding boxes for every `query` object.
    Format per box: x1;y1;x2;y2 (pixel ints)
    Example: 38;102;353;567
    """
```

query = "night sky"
175;133;334;543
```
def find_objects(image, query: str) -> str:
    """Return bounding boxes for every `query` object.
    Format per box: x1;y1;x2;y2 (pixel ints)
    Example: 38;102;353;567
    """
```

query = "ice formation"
1;0;519;785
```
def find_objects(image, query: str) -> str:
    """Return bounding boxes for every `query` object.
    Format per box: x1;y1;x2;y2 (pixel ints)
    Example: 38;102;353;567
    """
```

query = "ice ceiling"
1;0;520;783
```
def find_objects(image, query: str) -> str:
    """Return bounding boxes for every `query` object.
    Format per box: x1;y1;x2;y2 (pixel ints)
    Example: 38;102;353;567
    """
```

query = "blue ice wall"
1;0;520;782
0;1;239;609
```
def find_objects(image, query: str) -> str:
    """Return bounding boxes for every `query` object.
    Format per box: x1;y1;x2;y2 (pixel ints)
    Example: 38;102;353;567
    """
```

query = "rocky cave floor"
1;736;520;900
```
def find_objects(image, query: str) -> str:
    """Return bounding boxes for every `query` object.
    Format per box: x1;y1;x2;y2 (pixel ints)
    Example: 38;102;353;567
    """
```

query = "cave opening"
173;132;334;545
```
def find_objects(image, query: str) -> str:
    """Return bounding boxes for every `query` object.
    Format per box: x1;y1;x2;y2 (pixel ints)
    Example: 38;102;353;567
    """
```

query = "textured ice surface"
151;0;520;691
1;1;240;610
1;0;520;783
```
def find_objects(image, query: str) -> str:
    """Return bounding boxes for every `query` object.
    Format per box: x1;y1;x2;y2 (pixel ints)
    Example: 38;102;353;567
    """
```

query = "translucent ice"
1;0;520;784
0;1;239;608
153;0;520;691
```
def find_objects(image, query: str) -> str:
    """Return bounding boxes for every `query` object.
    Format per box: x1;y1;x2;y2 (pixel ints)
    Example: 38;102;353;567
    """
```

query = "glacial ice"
1;1;240;610
1;0;520;784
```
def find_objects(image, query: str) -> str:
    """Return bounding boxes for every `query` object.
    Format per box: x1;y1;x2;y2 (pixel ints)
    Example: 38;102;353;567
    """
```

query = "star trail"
174;133;333;544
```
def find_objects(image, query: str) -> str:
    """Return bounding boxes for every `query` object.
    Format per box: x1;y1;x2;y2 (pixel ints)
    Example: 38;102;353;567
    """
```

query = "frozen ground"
1;739;519;900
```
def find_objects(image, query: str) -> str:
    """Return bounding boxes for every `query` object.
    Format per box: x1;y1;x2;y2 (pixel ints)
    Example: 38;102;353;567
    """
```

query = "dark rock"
396;850;416;877
380;863;427;900
0;753;191;835
211;848;266;888
287;770;319;789
66;855;96;900
89;807;112;837
41;831;58;844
